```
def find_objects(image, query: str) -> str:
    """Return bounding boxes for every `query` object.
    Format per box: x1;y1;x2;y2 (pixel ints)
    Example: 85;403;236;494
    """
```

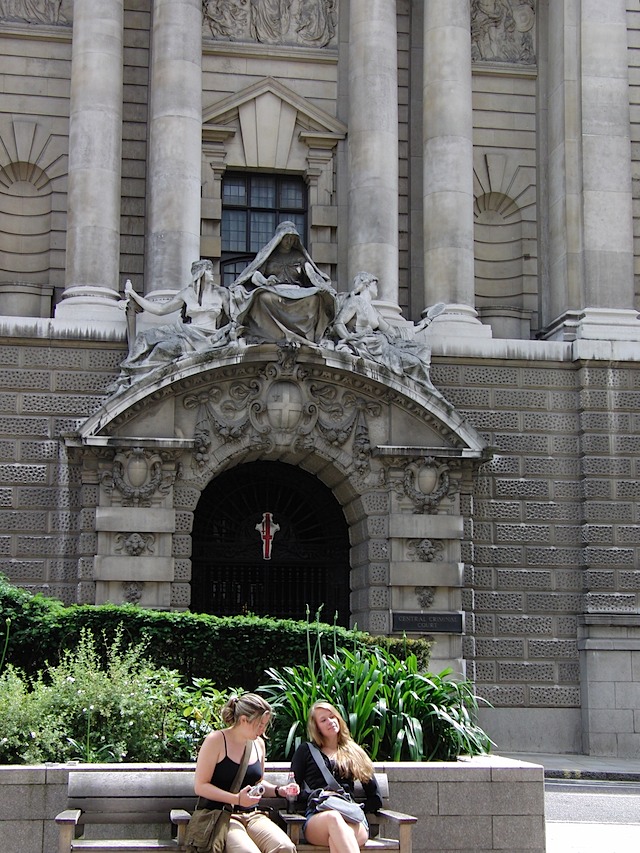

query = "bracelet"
275;786;280;797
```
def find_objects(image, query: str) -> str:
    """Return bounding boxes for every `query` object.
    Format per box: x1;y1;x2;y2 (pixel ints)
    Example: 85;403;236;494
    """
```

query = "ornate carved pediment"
75;346;490;511
203;77;346;170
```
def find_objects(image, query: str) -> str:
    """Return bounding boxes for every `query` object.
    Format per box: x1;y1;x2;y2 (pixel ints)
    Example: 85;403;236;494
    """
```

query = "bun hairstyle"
307;701;374;782
221;692;272;728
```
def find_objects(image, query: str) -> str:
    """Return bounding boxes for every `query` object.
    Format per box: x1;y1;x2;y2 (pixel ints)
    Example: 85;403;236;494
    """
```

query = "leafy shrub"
0;665;40;764
260;646;493;761
0;579;66;675
0;576;431;690
0;615;486;765
0;628;238;765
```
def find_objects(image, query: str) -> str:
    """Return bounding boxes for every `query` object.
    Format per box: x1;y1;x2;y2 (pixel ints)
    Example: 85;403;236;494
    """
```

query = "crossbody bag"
305;742;368;827
185;740;252;853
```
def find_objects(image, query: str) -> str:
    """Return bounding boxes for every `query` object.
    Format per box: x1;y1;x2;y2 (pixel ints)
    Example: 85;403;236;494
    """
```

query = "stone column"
542;0;581;338
575;0;639;340
543;0;639;341
145;0;203;296
55;0;124;321
422;1;490;338
348;0;399;312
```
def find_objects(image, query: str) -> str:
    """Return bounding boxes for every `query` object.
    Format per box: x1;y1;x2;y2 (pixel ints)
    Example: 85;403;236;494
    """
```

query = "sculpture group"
115;221;442;393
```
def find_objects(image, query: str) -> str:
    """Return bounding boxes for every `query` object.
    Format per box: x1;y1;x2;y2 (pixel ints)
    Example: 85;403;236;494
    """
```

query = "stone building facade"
1;0;639;758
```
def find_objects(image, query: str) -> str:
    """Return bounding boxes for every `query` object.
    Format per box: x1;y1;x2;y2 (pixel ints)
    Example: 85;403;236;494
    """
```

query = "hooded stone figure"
230;220;336;345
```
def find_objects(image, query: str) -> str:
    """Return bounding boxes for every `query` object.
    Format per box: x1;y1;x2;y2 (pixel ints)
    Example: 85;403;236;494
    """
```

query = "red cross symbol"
256;512;280;560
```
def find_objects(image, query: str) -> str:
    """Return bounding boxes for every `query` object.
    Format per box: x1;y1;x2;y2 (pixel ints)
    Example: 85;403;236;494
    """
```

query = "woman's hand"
236;785;262;808
280;781;300;798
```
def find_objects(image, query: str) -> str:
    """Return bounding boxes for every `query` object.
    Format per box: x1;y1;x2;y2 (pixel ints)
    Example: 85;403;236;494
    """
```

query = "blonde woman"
194;693;298;853
290;702;382;853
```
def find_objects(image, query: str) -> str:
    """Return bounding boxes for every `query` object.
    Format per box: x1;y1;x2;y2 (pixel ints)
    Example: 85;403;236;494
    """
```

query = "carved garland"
402;456;451;514
100;448;176;507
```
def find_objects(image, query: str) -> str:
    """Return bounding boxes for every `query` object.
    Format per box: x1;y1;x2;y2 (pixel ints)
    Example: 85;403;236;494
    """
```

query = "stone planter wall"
0;755;545;853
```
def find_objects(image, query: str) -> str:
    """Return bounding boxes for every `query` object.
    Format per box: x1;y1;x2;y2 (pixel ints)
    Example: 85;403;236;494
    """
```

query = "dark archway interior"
191;460;351;625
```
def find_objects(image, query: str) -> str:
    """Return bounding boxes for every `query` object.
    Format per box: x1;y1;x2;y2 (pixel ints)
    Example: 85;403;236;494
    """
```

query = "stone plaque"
392;611;464;634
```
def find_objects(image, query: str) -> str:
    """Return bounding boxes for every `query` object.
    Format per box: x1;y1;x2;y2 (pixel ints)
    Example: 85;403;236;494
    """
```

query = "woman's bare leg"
303;811;368;853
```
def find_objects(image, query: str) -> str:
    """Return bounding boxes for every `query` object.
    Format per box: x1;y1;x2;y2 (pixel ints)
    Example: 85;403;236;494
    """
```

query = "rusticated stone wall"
2;328;640;756
0;336;122;604
430;353;640;754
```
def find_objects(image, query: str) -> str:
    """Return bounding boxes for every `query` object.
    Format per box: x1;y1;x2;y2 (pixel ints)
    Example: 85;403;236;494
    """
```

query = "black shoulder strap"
307;742;341;790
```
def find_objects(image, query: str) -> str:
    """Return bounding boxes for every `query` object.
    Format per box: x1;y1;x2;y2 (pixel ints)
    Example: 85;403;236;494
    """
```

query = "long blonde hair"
307;701;374;782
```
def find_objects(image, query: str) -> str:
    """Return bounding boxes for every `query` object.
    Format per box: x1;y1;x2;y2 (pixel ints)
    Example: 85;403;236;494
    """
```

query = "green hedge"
0;576;431;690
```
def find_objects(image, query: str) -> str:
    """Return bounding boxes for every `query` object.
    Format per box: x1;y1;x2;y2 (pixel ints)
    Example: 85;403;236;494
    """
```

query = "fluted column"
422;0;490;337
144;0;203;295
348;0;399;311
56;0;124;321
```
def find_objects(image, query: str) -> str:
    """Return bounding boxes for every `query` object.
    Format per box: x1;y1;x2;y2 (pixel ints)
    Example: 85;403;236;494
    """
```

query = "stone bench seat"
55;769;416;853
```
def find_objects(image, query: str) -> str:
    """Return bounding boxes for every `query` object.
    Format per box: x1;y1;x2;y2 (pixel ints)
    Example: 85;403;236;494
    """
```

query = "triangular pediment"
203;76;347;137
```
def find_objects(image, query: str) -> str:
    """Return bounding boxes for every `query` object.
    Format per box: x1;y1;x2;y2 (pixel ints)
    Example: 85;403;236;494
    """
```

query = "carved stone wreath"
100;448;176;507
402;456;451;514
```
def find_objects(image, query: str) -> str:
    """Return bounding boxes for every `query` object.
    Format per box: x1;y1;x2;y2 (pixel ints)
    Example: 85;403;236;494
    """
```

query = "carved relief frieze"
181;352;387;481
203;0;338;49
0;0;70;25
471;0;536;65
99;448;177;507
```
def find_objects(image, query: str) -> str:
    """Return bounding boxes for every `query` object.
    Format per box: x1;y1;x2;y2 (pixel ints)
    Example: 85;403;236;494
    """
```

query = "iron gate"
191;461;351;625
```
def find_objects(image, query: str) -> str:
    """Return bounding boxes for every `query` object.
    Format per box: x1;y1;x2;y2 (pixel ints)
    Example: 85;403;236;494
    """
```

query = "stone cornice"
202;39;338;64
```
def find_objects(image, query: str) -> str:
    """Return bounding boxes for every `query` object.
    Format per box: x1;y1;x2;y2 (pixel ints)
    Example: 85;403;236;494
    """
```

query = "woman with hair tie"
194;693;299;853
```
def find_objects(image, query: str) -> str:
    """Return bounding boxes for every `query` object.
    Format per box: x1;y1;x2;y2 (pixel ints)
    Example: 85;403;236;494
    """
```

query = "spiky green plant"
259;645;493;761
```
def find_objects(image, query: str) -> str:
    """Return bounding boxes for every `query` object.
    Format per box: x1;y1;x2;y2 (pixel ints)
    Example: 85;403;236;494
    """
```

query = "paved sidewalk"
501;751;640;781
545;822;640;852
502;752;640;853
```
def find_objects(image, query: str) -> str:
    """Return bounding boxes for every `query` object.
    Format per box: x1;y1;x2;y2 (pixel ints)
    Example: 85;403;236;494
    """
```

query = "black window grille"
220;173;307;286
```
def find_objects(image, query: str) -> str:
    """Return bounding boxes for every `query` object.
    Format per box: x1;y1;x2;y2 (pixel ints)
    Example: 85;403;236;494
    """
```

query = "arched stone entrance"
73;340;490;672
191;460;350;623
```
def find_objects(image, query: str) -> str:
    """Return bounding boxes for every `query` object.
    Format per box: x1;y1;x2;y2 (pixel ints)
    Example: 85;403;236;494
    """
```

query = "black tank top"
198;733;262;810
